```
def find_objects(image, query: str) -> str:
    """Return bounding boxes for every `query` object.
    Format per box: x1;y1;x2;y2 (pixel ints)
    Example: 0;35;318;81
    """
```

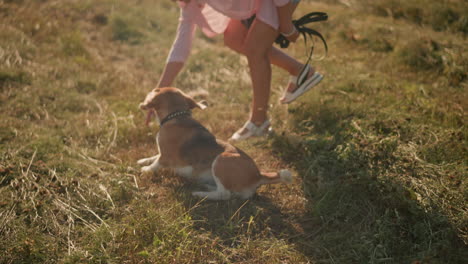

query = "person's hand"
281;24;299;43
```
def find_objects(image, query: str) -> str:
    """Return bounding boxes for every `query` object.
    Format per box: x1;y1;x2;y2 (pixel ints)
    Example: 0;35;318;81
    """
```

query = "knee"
243;42;268;61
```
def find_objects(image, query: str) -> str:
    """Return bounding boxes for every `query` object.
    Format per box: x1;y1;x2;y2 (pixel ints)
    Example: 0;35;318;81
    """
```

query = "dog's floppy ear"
140;88;161;110
182;92;207;110
186;97;207;110
197;100;208;109
178;89;207;110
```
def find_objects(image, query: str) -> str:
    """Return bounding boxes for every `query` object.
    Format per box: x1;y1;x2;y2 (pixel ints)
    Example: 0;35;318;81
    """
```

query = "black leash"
275;11;328;50
275;12;328;87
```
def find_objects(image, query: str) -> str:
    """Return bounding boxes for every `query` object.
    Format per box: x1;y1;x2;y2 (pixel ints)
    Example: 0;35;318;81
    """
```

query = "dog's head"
139;87;206;124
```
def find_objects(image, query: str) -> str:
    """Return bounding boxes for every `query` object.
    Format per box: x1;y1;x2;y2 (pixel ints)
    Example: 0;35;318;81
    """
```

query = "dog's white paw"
137;155;159;166
141;166;155;173
192;191;207;198
191;191;231;200
137;158;149;165
202;184;217;191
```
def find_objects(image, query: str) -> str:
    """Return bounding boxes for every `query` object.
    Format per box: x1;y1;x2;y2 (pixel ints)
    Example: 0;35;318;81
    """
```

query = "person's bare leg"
224;19;316;99
225;20;303;76
243;19;279;126
223;19;248;54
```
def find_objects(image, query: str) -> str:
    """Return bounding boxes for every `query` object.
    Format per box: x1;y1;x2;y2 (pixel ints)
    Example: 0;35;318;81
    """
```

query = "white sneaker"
280;65;323;104
230;119;271;141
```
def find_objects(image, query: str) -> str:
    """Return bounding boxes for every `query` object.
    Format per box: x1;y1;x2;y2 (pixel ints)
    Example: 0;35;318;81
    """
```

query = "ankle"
291;64;304;77
293;65;315;77
251;118;268;126
250;107;268;125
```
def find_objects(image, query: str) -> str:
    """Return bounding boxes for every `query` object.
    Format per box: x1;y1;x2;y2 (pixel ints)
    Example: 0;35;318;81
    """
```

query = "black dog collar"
159;110;191;127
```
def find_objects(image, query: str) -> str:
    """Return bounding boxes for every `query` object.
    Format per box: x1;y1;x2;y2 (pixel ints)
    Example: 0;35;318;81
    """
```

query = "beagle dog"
137;87;292;200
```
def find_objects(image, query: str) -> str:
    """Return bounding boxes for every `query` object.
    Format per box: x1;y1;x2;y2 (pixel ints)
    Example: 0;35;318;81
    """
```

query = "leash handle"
275;11;328;55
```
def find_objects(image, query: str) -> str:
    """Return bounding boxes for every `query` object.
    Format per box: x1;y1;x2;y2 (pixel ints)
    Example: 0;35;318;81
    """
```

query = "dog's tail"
259;169;293;185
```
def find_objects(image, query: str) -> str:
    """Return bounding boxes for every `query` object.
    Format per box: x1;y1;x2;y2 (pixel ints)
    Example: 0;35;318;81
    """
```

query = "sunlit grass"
0;0;466;263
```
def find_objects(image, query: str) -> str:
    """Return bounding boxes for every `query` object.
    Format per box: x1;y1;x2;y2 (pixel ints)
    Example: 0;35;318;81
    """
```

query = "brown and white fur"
137;87;292;200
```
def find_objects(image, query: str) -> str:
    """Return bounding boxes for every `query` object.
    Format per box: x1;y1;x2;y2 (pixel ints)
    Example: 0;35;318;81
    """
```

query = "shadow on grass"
174;182;302;251
265;103;468;263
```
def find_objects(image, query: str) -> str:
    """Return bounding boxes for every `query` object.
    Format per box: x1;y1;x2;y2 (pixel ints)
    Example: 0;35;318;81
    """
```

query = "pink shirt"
167;0;290;62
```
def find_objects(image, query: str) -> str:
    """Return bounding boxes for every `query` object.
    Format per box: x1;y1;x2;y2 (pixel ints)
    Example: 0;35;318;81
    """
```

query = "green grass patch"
359;0;468;34
61;31;89;58
0;70;31;86
397;39;443;71
1;0;466;263
111;16;144;44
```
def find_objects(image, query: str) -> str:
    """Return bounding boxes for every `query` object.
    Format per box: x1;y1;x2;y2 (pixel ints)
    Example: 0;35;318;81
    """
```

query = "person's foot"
284;70;314;95
280;64;323;104
230;119;271;141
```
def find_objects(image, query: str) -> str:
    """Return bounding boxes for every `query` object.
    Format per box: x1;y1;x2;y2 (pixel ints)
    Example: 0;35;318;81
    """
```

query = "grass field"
0;0;467;263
